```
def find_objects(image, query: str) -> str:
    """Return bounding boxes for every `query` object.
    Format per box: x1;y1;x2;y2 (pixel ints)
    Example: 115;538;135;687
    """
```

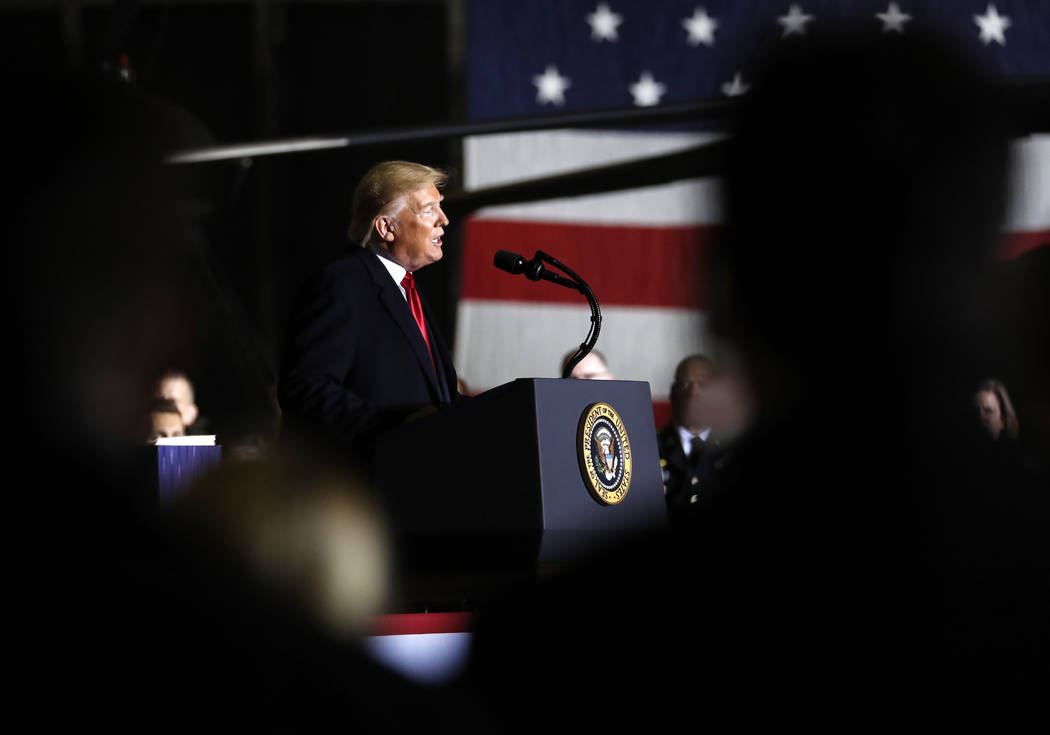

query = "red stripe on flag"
370;612;475;636
652;400;671;429
463;219;718;309
996;230;1050;261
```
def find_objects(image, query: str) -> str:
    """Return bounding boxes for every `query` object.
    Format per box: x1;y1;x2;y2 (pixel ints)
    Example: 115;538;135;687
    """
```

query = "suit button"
690;494;699;504
690;476;699;486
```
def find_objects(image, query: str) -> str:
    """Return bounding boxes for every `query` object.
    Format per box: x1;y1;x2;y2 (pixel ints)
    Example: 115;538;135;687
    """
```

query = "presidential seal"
577;402;632;505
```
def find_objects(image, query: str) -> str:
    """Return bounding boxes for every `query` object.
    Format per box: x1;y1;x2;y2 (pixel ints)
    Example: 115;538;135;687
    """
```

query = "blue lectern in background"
139;443;223;505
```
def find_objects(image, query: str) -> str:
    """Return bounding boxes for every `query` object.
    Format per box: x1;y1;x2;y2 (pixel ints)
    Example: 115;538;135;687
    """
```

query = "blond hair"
347;161;448;247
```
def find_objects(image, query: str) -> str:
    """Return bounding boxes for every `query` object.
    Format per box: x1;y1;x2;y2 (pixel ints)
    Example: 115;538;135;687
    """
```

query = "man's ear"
373;215;397;243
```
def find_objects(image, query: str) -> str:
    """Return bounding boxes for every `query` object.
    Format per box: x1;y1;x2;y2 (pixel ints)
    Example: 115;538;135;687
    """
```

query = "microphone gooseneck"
492;250;603;379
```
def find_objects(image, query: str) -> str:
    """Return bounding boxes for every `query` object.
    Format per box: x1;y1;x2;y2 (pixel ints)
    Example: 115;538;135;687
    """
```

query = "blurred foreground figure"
152;447;462;722
171;450;392;638
466;28;1047;733
9;78;459;728
10;82;195;458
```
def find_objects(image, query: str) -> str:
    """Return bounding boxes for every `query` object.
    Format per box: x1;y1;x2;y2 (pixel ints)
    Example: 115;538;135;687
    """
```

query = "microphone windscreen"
493;250;526;274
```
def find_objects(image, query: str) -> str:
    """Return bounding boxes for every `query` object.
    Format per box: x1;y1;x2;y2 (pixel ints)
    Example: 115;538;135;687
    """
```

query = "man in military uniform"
658;355;729;525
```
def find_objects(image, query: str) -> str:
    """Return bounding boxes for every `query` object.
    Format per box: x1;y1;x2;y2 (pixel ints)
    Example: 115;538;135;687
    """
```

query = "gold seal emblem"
577;402;633;505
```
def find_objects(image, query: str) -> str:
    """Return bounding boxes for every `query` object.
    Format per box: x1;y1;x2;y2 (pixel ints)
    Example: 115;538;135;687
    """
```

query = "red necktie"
401;272;434;365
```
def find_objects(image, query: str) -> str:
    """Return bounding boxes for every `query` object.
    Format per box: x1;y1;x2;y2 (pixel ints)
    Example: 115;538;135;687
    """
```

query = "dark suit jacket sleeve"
277;267;411;450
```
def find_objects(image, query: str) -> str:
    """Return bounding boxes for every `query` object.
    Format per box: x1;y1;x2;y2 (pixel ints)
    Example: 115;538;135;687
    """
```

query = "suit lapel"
362;250;444;401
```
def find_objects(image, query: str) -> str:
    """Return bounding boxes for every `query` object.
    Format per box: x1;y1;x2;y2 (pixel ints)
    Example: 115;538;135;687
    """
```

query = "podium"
374;378;665;602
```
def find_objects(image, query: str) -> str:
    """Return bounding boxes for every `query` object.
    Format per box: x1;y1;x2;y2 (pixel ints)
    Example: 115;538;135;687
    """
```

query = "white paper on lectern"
154;435;216;446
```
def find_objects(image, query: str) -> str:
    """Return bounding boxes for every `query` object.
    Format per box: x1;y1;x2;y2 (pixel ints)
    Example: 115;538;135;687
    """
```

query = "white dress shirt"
677;425;711;458
375;251;409;300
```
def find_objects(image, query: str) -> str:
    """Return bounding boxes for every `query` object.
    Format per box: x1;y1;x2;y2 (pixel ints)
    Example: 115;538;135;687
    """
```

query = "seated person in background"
149;398;185;441
657;355;728;522
561;348;613;380
157;370;211;434
974;378;1019;443
971;377;1041;477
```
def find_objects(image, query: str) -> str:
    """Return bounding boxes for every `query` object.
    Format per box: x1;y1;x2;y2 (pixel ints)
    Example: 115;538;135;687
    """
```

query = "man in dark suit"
278;161;459;460
658;354;728;524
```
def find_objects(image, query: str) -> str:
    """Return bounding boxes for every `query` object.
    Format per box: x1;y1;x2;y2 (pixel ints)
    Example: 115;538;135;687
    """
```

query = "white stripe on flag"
454;299;708;402
1006;135;1050;232
465;132;1050;232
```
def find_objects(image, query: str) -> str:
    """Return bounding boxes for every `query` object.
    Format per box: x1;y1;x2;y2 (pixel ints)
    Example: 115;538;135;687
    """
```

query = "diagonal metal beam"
443;139;730;216
165;99;733;163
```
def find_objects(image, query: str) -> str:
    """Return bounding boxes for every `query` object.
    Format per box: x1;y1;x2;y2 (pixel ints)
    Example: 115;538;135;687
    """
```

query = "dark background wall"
2;0;463;442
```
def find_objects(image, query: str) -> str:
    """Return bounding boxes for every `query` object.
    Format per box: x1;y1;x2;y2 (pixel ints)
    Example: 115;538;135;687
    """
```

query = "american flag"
454;1;1050;423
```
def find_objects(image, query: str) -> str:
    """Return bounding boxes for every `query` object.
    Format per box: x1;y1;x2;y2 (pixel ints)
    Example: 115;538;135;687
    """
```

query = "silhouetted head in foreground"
713;28;1010;425
466;28;1042;735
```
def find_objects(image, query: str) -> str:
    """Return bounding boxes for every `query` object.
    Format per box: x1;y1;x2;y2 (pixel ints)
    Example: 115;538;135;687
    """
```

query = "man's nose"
437;206;449;226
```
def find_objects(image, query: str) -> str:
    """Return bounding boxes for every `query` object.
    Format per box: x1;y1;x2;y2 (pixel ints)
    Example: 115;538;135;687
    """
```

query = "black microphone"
494;250;527;275
493;250;579;289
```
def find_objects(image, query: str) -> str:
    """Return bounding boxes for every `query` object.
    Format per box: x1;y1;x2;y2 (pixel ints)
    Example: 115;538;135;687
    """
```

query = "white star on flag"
682;7;718;47
777;4;814;37
875;3;911;33
629;71;666;106
586;3;623;42
974;3;1011;46
721;72;749;97
533;65;571;105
